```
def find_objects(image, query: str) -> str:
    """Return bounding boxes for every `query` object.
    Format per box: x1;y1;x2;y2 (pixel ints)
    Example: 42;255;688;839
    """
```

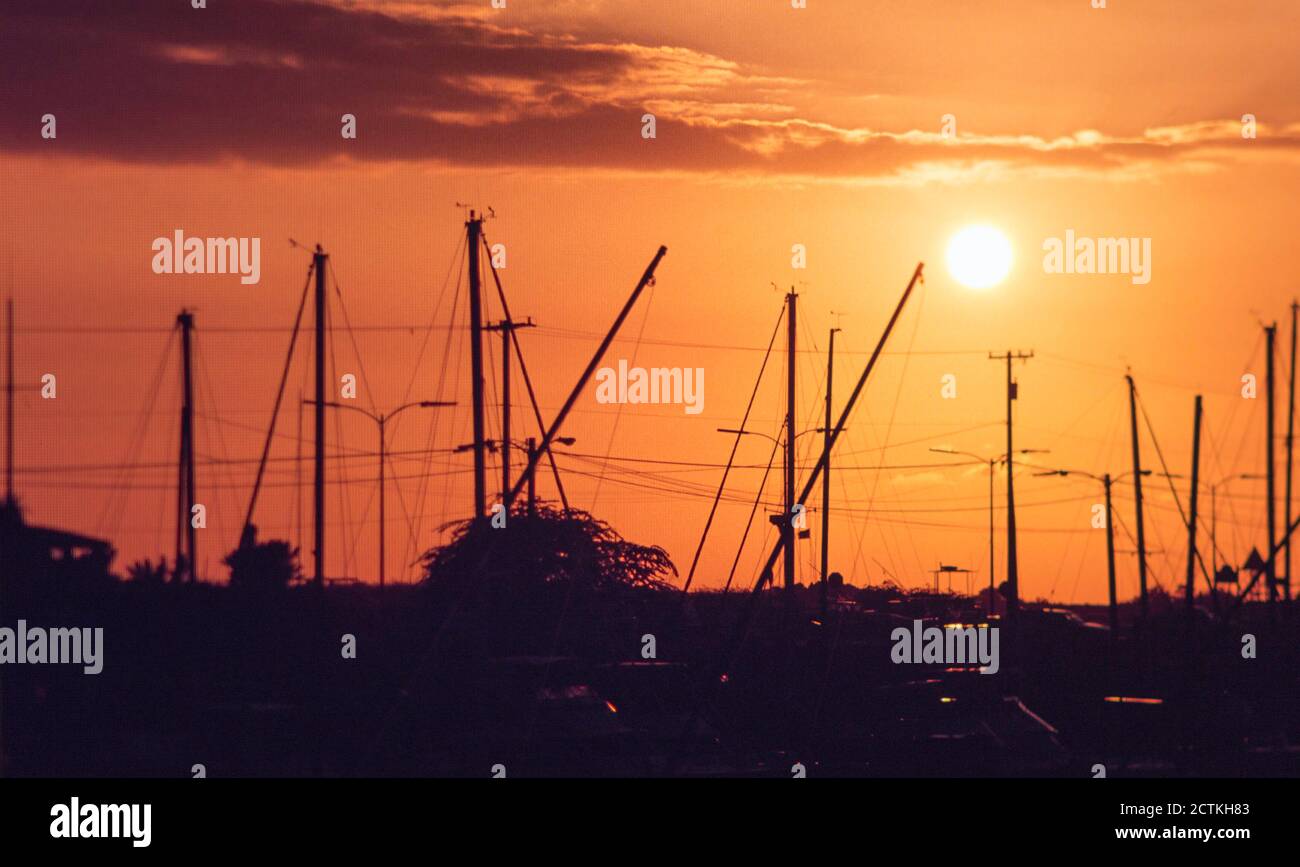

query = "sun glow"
946;225;1012;290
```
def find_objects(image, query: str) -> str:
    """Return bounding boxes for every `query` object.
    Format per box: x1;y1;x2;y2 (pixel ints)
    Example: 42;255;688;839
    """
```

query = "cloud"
4;0;1298;184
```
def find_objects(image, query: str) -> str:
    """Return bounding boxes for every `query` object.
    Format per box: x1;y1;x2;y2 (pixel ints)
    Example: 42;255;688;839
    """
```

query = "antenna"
455;202;495;222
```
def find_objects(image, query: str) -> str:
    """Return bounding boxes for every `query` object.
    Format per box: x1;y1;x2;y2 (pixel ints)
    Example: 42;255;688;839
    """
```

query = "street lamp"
930;446;1048;613
716;427;818;445
717;425;818;511
719;425;818;590
1203;473;1265;579
306;399;455;588
1032;467;1150;633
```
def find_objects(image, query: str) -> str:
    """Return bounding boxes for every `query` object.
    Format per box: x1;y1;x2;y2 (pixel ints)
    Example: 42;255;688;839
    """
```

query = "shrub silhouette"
418;504;677;656
224;524;302;591
420;503;676;595
127;557;169;585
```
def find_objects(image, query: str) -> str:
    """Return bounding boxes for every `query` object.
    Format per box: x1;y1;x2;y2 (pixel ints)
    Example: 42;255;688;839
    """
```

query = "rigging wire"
241;261;314;537
588;275;656;509
480;229;571;510
96;327;176;541
722;426;782;596
682;302;785;593
407;237;466;571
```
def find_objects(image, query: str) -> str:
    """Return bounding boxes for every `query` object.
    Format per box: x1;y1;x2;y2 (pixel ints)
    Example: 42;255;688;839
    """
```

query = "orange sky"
3;0;1299;603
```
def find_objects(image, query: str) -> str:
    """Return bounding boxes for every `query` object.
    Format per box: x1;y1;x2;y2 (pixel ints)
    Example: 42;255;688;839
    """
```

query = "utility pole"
1287;301;1298;604
176;310;197;583
820;326;839;616
1104;474;1118;634
1266;323;1278;611
784;289;798;591
1186;395;1202;615
526;437;537;516
496;319;510;506
313;244;328;589
1126;373;1149;622
486;317;535;503
989;351;1033;622
467;213;487;520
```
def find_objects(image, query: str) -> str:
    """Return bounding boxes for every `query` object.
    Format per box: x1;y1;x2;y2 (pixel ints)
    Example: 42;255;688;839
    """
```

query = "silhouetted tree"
420;503;676;595
224;524;302;591
418;504;676;656
127;557;169;585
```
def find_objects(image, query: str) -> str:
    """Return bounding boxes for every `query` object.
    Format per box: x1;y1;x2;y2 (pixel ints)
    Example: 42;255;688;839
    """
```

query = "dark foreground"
3;573;1297;778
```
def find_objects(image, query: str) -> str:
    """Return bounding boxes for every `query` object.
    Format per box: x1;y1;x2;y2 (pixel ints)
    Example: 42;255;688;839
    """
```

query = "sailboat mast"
177;310;196;583
505;246;667;507
1266;323;1278;610
749;264;924;594
1186;395;1202;615
5;297;11;506
1127;374;1149;622
313;244;327;588
467;213;487;519
820;325;838;616
1286;301;1297;604
784;289;797;590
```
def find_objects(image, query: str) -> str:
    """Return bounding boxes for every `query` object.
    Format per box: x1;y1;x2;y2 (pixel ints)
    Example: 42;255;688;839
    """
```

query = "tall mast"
296;388;303;553
749;265;924;595
820;325;839;616
467;213;487;519
5;297;12;506
506;246;668;507
500;321;509;506
1266;323;1278;610
500;320;509;506
1186;395;1202;615
1126;373;1149;622
0;292;5;777
1104;474;1118;634
176;310;196;583
526;437;537;516
987;458;995;612
1287;301;1297;604
784;289;797;591
378;416;386;588
313;244;327;588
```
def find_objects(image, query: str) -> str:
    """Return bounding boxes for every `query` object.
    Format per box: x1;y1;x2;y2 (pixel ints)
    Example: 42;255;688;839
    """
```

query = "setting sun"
946;225;1013;289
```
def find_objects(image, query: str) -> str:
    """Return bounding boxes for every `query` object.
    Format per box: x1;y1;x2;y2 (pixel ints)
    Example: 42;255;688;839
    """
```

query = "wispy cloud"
4;0;1297;184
